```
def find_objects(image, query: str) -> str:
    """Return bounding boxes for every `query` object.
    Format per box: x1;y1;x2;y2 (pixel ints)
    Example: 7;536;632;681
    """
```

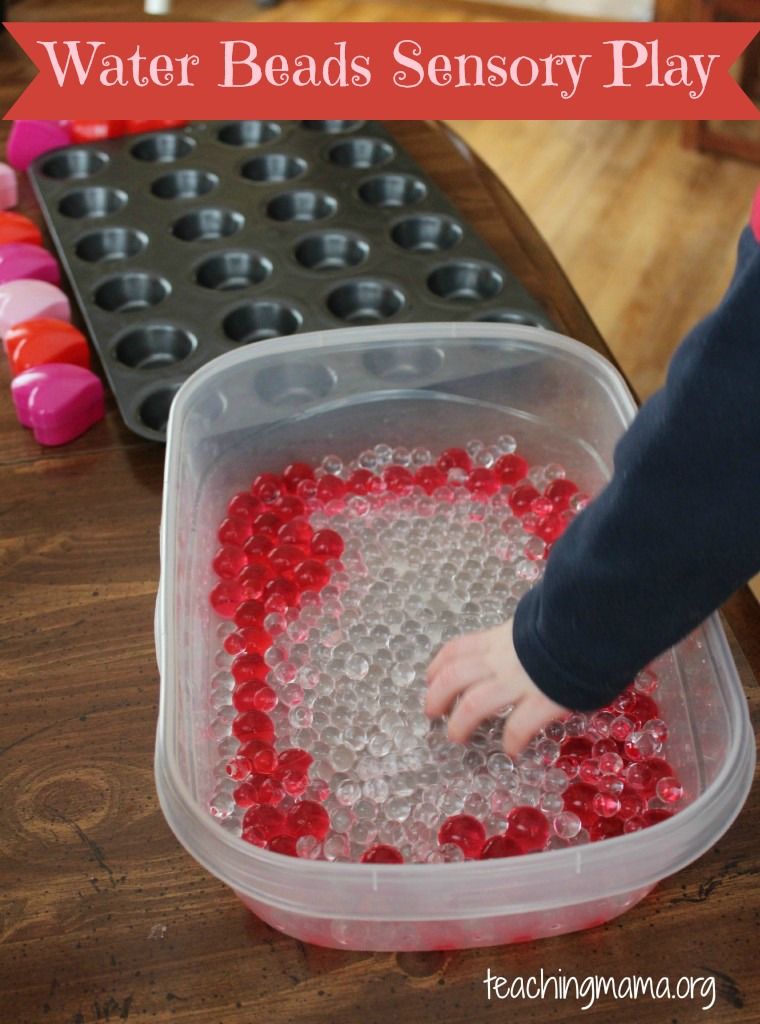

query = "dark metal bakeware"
29;119;554;440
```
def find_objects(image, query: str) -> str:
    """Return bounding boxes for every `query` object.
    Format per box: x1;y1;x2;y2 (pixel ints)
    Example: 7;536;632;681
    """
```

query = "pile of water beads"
207;437;684;864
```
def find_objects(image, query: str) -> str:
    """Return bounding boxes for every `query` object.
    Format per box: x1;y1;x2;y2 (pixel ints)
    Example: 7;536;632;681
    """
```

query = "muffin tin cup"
30;121;554;440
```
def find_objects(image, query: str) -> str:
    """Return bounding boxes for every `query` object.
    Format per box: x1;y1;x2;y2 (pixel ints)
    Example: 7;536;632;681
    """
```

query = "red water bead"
242;803;287;840
251;472;282;503
294;559;331;590
227;492;262;520
589;816;625;842
232;709;275;743
232;624;272;655
233;782;261;808
627;693;660;728
285;800;330;840
316;475;348;503
414;465;446;494
346;468;376;494
626;757;673;798
268;835;299;857
217;514;252;547
624;761;654;793
617;786;646;821
263;576;300;607
233;782;260;806
246;775;286;806
555;754;580;778
438;814;487;858
544;478;579;512
238;566;271;601
643;756;673;780
296;478;318;500
531;495;555;517
238;739;279;775
310;528;345;560
465;467;499;495
230;649;267;683
264;594;289;617
244;533;275;564
562;782;598;827
383;465;415;496
578;758;602;786
610;715;634;742
252;684;280;716
360;844;405;864
281;461;315;494
521;512;542;536
272;495;306;520
277;517;314;548
233;599;266;628
508;483;541;517
268;544;305;575
479;835;523;860
436;447;472;473
560;736;593;759
232;680;277;713
212;544;248;579
592;792;621;818
251;511;283;539
641;808;674;828
591;737;622;758
494;452;529;485
535;513;566;543
274;748;314;777
505;806;550;853
209;579;243;617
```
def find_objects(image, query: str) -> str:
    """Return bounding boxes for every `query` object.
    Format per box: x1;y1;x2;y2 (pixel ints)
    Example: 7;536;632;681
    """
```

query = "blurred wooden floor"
4;0;760;595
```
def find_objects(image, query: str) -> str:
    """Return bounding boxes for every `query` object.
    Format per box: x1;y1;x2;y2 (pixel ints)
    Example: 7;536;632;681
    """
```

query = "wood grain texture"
1;5;759;1024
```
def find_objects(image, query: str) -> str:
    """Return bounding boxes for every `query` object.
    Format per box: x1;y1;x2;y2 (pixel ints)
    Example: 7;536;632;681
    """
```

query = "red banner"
4;21;759;121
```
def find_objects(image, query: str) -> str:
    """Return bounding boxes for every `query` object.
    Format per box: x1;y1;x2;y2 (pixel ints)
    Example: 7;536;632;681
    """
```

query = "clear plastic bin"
155;322;755;950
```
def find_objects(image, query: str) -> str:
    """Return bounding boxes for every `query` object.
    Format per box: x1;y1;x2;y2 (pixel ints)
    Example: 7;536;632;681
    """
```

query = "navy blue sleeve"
513;224;760;711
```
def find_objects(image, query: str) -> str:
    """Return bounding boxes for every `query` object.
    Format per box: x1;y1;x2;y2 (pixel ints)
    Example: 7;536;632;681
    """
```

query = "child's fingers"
501;695;566;758
424;649;495;718
428;631;488;679
445;677;516;743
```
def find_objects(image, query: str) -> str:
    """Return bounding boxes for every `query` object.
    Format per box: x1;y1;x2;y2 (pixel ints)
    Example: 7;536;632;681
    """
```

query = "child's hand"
425;619;568;757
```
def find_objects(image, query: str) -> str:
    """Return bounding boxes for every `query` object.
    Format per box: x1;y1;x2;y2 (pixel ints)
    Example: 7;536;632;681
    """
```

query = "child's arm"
427;215;760;751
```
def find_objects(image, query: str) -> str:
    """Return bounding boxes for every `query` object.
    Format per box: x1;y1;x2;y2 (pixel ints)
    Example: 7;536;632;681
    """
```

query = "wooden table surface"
1;105;759;1023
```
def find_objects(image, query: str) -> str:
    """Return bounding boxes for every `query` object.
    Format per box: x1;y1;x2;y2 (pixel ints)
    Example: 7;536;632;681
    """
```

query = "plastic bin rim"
153;734;754;918
162;320;634;443
153;624;756;911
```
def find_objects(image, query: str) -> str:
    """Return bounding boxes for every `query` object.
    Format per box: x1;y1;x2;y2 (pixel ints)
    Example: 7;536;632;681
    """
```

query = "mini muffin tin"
28;120;554;441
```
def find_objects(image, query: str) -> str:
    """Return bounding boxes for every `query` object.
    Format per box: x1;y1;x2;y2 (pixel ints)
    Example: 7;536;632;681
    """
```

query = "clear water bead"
345;653;370;680
553;811;582;839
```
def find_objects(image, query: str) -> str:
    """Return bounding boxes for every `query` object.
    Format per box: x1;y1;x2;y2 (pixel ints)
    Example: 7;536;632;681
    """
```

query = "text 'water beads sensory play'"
206;437;683;865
